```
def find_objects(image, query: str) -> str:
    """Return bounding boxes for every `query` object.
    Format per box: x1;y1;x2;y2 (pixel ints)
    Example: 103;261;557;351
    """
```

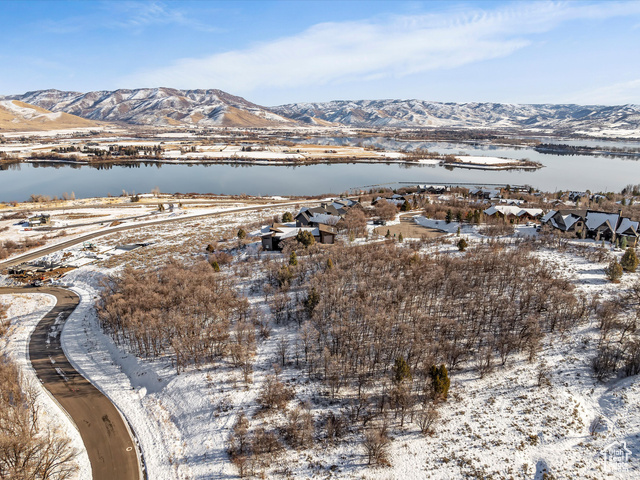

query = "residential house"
483;205;543;222
372;193;418;208
295;199;358;227
542;209;639;244
470;188;501;200
417;185;449;194
261;223;337;251
27;214;51;227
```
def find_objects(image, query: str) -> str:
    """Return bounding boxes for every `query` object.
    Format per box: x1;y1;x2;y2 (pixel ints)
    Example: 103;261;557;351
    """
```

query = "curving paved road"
0;199;321;269
0;287;141;480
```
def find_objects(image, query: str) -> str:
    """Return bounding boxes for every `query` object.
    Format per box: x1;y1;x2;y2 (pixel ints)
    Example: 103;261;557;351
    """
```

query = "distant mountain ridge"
273;99;640;132
3;87;640;133
4;88;294;128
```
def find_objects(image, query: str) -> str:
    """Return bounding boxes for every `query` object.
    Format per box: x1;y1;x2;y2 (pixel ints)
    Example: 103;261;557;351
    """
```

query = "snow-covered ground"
3;203;639;479
454;155;521;165
0;293;91;479
58;237;638;479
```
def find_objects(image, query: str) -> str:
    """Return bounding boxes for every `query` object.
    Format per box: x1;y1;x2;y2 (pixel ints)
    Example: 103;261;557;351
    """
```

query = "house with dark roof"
417;185;449;194
469;188;500;200
261;223;337;251
295;199;358;227
542;209;638;244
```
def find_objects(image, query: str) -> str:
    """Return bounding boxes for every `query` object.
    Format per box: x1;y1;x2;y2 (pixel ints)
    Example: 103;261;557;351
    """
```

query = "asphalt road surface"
0;199;319;269
0;287;141;480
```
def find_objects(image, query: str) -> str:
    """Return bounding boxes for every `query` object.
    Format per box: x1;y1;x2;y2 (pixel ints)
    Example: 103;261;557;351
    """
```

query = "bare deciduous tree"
0;358;78;480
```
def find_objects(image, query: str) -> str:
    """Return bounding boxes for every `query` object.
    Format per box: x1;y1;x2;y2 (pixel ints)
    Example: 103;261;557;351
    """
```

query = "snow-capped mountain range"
3;87;639;133
273;99;640;133
4;88;294;128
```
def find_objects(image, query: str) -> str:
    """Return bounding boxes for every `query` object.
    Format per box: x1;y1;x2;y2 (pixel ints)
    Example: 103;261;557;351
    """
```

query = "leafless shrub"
537;363;552;388
228;413;251;477
0;303;8;337
252;427;283;457
0;236;47;260
284;404;314;449
208;250;233;266
593;345;622;381
589;415;605;437
363;424;391;466
258;375;294;410
415;403;440;435
479;221;515;237
324;412;347;444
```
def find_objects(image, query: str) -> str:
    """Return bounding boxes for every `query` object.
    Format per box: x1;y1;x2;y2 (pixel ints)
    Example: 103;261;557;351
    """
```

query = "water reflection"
2;137;640;201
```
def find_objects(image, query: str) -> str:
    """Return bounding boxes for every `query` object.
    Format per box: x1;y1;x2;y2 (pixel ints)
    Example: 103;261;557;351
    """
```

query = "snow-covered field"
2;204;639;479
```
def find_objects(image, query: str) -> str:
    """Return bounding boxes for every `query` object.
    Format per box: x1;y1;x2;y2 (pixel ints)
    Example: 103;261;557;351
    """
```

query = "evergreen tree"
605;259;623;283
304;287;320;317
400;201;410;212
455;211;463;223
296;230;315;247
289;251;298;266
282;211;294;222
385;229;391;238
398;233;403;243
237;228;246;239
393;357;412;384
210;261;220;272
445;209;453;224
457;238;468;251
429;364;450;400
326;258;334;270
621;236;628;249
620;247;639;272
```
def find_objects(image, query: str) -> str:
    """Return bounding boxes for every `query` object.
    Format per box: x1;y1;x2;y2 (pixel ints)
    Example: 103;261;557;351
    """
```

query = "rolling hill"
8;88;295;128
0;99;99;132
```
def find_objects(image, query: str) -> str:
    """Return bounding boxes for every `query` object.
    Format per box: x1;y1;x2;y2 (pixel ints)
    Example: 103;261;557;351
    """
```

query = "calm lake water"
2;139;640;201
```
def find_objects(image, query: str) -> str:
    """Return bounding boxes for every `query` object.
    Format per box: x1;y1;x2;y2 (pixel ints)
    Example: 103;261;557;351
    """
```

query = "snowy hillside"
7;88;295;128
0;99;98;131
273;99;640;133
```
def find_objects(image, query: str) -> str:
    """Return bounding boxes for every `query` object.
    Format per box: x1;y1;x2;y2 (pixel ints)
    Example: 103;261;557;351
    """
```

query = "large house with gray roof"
261;223;337;251
542;209;639;244
295;199;359;227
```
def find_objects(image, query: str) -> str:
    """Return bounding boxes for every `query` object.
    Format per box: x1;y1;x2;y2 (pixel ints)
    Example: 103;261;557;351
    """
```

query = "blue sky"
1;0;640;106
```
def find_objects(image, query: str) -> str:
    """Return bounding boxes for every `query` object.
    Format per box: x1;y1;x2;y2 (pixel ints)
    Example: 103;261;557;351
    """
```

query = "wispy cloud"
37;1;219;34
104;1;219;32
122;1;640;93
568;79;640;105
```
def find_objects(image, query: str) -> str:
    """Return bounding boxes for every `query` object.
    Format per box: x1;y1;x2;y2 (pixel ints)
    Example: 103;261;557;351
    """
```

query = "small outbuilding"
27;214;51;227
